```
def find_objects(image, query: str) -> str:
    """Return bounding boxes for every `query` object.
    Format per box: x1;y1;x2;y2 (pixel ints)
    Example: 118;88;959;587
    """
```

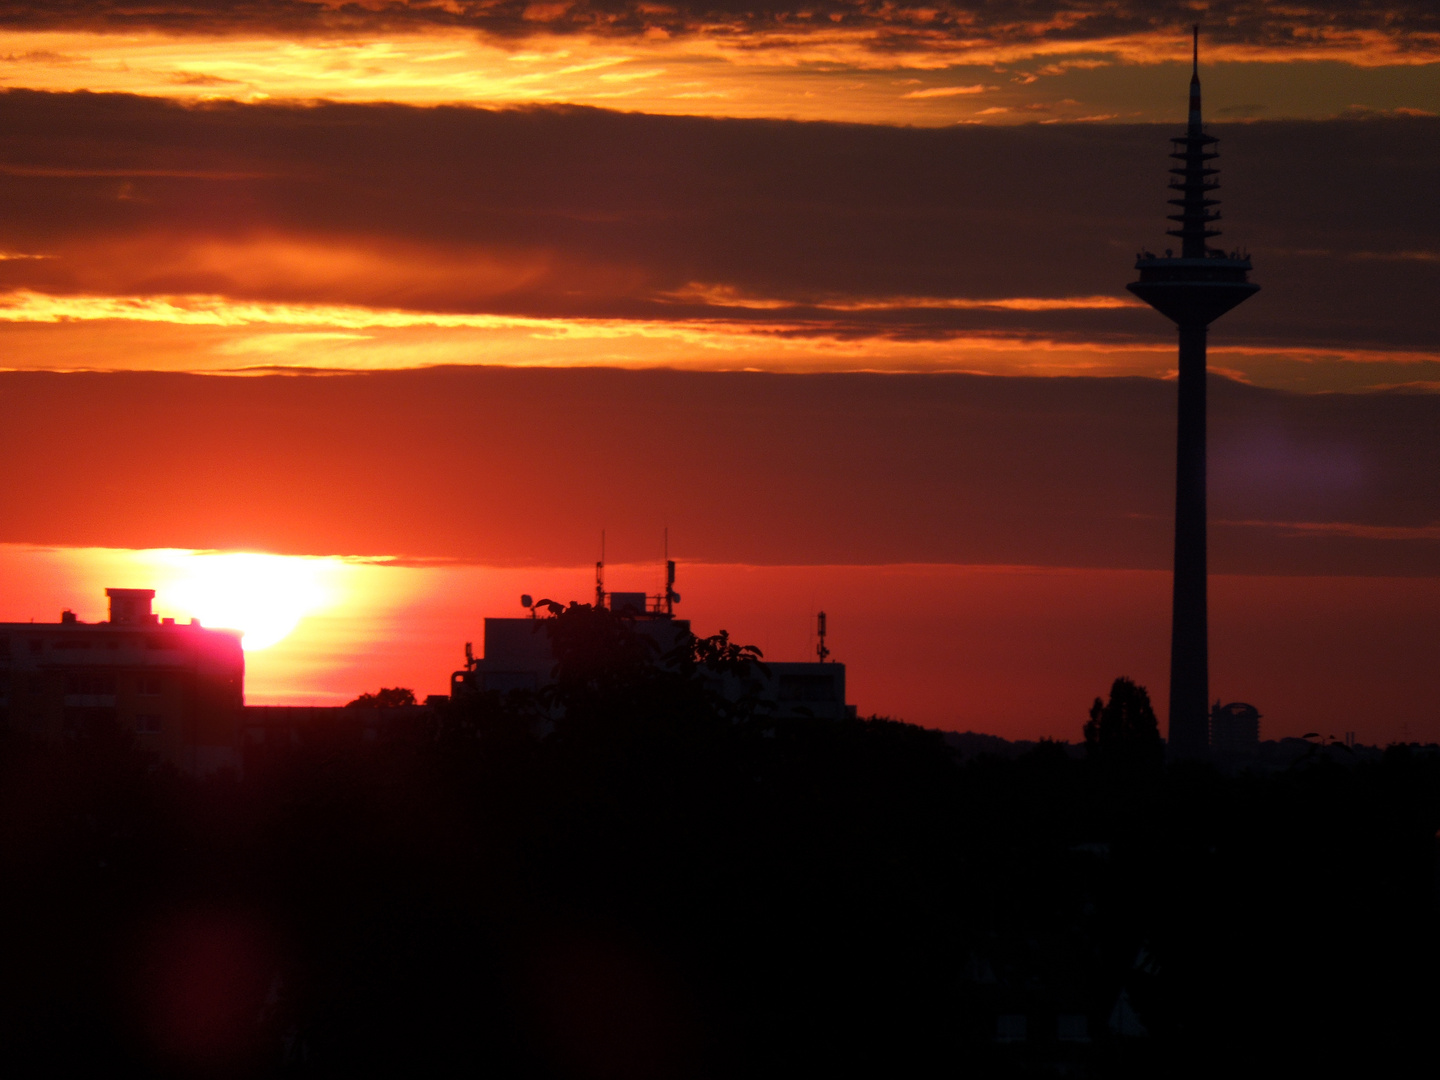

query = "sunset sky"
2;2;1437;742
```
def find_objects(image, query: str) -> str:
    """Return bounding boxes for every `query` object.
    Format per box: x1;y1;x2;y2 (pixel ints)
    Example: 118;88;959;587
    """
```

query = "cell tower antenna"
816;611;830;663
596;530;606;608
663;527;678;615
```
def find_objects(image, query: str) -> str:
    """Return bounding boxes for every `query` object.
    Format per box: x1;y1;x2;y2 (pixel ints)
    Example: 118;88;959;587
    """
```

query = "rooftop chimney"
106;588;157;626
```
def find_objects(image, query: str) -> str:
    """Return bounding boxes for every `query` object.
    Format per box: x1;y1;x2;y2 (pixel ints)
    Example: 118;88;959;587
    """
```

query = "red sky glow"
5;548;1436;745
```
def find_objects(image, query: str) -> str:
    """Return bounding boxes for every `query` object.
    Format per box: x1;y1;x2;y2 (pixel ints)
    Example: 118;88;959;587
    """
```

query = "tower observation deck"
1128;28;1259;759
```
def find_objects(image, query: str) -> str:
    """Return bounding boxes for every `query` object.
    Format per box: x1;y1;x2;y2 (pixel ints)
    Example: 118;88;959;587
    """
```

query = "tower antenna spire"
1127;28;1259;760
1188;24;1202;134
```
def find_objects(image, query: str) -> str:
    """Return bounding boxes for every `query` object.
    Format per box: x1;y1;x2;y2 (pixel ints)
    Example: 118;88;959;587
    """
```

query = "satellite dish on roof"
520;594;533;608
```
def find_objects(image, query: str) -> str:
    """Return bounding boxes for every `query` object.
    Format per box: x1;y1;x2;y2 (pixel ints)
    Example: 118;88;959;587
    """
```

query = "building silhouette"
2;559;855;775
1210;700;1261;761
452;560;856;720
0;588;244;774
1128;29;1259;758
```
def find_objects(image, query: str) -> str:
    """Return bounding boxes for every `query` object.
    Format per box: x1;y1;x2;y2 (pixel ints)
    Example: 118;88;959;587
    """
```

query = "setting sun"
152;551;333;650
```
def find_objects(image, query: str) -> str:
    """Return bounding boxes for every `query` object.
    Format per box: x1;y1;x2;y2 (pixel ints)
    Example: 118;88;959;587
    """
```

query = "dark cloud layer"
0;90;1436;352
2;1;1437;50
2;367;1436;574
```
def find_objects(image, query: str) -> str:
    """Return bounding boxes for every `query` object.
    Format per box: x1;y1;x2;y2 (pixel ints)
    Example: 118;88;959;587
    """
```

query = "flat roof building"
452;563;856;721
1210;701;1261;761
0;588;244;775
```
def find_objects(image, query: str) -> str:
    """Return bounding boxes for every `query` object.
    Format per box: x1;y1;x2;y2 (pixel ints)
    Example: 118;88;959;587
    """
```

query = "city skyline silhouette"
1;11;1438;1076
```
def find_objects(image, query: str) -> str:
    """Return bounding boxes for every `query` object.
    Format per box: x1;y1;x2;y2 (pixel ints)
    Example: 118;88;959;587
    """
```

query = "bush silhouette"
345;687;417;708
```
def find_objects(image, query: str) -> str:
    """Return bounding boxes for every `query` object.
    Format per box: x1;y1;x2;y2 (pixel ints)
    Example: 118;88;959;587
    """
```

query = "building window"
996;1014;1027;1044
778;674;838;703
139;676;163;696
136;714;162;735
66;673;117;695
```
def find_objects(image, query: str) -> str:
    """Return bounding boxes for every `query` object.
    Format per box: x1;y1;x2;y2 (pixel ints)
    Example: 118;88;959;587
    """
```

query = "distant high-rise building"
1210;701;1261;759
1128;29;1259;758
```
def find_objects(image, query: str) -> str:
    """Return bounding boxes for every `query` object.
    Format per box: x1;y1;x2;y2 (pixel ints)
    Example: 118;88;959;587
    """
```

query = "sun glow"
152;552;334;650
0;545;428;700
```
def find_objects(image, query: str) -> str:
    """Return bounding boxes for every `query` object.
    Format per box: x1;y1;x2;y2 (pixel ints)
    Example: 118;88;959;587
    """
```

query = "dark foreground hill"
1;609;1436;1078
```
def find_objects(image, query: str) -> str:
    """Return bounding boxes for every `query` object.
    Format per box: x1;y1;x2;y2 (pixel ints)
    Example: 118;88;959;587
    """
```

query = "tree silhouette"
522;600;770;744
1083;676;1164;769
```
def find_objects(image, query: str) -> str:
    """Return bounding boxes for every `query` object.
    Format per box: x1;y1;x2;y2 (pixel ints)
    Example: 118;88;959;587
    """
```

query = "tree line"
1;602;1436;1077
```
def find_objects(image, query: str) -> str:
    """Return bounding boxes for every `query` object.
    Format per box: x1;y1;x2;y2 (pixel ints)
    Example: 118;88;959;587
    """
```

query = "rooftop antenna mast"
596;530;606;608
816;611;830;662
663;527;678;616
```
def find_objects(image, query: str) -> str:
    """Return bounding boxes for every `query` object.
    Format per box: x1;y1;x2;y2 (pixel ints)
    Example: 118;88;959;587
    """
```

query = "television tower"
1128;27;1258;759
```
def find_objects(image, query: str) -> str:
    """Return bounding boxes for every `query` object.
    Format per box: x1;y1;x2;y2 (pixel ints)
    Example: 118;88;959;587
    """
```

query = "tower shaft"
1168;323;1210;758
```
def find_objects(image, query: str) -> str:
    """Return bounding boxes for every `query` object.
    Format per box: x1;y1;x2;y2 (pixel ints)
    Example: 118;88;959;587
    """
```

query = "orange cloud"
2;2;1437;58
656;283;1141;312
20;233;567;309
0;287;1187;378
0;92;1434;384
902;84;991;98
0;18;1436;126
